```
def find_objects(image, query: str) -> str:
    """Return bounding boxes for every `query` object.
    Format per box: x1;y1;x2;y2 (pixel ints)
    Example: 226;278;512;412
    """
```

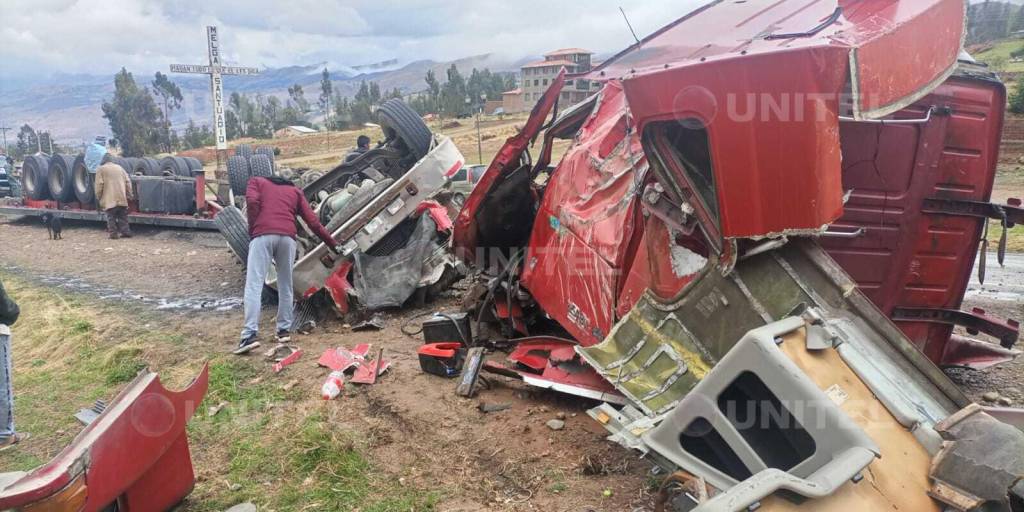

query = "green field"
975;38;1024;73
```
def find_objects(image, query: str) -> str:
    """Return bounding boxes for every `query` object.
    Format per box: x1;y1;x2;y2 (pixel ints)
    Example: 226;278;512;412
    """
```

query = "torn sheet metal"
584;240;965;423
519;80;647;346
491;337;627;405
318;343;371;372
351;358;390;385
352;214;441;309
272;349;303;373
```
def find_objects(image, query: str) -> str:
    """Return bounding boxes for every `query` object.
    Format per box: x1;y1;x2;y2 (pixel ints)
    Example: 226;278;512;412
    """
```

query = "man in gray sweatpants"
235;176;339;354
0;279;25;450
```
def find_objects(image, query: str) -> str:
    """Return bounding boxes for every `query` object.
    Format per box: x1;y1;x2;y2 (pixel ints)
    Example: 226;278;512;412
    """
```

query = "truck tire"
227;155;250;196
23;155;51;200
72;155;96;205
378;98;432;161
214;206;250;265
254;146;275;169
47;154;76;202
122;157;142;175
132;157;162;177
235;144;253;160
249;154;274;179
160;156;191;177
185;157;203;173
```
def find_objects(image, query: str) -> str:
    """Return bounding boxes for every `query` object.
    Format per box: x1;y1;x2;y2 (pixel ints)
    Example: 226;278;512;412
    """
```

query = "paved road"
965;251;1024;302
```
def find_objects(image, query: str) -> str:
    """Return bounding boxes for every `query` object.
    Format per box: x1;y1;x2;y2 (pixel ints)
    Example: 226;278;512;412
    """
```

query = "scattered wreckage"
0;364;209;511
447;0;1024;510
215;99;465;317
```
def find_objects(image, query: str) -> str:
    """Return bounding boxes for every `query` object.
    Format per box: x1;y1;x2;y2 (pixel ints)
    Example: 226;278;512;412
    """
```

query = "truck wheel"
235;144;253;160
72;155;96;205
185;157;203;173
132;157;162;177
227;155;250;196
378;99;432;161
159;156;191;177
249;154;274;179
254;146;275;170
47;154;76;202
23;155;51;200
214;206;250;265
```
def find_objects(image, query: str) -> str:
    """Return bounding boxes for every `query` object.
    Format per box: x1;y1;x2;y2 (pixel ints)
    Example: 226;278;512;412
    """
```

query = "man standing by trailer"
89;141;134;239
235;175;339;354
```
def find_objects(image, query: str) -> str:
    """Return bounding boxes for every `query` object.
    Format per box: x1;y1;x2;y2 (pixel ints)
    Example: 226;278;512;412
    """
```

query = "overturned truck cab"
454;0;1024;510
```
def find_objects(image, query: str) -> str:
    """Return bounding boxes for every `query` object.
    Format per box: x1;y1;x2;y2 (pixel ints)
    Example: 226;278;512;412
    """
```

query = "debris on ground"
271;348;302;373
351;314;385;332
417;342;464;377
224;502;256;512
351;349;390;385
74;399;106;426
545;419;565;431
455;346;485;397
207;401;228;417
478;402;512;414
321;370;345;400
317;343;370;371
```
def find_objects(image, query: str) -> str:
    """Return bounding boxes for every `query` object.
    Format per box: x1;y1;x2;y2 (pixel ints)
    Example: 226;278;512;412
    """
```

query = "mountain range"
0;54;521;146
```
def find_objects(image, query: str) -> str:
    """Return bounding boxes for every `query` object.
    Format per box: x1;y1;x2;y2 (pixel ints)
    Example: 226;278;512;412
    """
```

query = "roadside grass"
975;39;1024;73
0;272;438;511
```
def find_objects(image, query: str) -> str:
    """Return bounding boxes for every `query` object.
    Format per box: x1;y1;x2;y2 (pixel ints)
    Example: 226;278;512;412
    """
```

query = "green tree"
425;70;441;113
288;84;309;114
1009;79;1024;114
101;68;162;157
14;124;37;159
441;64;467;117
152;72;183;151
319;68;333;127
182;119;214;149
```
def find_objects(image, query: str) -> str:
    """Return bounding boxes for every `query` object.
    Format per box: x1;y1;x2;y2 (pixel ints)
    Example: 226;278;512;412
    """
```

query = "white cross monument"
170;26;259;197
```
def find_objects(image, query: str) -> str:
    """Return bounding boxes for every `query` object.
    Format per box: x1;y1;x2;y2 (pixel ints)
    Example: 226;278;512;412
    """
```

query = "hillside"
0;54;519;145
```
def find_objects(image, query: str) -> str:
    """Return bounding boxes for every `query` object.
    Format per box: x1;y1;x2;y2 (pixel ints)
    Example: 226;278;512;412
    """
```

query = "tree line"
74;62;517;158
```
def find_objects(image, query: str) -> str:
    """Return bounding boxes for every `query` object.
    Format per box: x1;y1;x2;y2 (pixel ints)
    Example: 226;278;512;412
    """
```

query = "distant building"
274;125;317;138
502;88;525;114
504;48;599;113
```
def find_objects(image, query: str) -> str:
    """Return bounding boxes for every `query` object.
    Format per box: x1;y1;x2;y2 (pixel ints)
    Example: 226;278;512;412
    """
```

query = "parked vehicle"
447;164;486;207
0;365;209;511
454;1;1024;509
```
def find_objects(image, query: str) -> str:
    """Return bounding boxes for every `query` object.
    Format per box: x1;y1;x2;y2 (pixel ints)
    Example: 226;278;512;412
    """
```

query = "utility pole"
0;125;10;157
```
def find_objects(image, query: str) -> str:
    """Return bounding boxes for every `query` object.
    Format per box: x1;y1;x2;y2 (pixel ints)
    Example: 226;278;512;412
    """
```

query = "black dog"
41;213;62;240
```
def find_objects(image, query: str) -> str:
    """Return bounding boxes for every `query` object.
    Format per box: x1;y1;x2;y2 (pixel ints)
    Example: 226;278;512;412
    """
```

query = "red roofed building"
505;48;599;113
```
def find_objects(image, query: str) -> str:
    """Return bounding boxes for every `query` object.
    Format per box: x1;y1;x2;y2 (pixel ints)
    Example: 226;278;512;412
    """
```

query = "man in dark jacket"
236;176;339;354
0;279;25;450
344;135;371;163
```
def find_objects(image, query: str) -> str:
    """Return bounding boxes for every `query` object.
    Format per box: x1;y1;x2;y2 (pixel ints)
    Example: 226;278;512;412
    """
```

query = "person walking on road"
235;176;339;354
0;279;27;451
94;160;134;239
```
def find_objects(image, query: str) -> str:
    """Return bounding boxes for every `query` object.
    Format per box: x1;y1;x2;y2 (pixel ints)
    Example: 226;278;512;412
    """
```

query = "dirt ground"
0;214;655;511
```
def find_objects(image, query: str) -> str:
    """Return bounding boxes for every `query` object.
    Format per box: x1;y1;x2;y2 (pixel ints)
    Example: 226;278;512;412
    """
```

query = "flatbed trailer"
0;173;221;231
0;203;218;230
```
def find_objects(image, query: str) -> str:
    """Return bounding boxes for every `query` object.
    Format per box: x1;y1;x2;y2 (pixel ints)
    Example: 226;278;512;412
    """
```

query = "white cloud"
0;0;707;79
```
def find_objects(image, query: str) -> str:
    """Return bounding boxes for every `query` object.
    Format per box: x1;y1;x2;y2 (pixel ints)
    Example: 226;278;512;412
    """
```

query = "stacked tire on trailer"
217;145;277;264
22;155;52;200
47;154;77;202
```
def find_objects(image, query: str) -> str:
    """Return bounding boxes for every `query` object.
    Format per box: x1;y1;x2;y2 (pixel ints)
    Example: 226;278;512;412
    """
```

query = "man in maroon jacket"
235;176;339;354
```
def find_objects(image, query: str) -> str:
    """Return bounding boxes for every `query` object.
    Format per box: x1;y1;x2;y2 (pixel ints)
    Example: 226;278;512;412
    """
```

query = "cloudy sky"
0;0;706;79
